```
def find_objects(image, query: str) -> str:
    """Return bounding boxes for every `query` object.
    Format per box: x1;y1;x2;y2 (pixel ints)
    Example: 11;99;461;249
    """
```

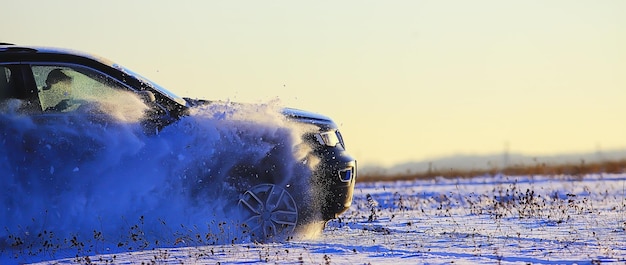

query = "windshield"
112;64;188;106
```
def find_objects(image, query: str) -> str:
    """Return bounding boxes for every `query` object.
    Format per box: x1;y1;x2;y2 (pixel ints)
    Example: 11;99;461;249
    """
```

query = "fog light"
338;168;353;182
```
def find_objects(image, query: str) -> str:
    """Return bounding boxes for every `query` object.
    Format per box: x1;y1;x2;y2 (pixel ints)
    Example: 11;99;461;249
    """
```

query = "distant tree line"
359;159;626;182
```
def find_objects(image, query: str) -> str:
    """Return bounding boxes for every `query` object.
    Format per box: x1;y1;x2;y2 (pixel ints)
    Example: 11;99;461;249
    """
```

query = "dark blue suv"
0;43;356;242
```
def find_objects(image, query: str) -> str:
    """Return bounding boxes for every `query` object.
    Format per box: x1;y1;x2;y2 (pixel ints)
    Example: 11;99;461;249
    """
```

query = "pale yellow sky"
4;0;626;167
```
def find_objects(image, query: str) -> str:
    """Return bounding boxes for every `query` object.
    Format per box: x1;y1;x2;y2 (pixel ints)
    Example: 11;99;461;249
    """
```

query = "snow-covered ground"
9;173;626;264
2;99;625;264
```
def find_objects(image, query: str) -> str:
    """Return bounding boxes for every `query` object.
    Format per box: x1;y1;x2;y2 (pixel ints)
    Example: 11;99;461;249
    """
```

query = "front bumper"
316;150;357;220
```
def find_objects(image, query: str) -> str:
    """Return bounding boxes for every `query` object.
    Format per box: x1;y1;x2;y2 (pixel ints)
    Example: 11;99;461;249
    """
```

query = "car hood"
281;107;331;122
184;98;337;129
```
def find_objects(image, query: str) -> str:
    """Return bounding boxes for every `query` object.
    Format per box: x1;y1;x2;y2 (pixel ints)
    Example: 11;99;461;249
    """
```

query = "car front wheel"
238;184;298;242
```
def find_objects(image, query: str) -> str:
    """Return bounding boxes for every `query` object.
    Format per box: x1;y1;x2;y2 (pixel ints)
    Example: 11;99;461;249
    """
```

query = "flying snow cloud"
0;94;318;261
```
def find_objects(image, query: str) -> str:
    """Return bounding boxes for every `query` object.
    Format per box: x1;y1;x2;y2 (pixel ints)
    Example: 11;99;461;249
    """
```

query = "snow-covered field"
2;98;625;264
11;173;626;264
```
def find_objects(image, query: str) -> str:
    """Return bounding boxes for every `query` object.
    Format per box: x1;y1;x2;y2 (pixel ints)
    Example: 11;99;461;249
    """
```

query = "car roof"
0;43;117;66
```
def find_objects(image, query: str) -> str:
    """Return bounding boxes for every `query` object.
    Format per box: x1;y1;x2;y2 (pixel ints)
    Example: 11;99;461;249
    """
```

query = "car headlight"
315;130;345;149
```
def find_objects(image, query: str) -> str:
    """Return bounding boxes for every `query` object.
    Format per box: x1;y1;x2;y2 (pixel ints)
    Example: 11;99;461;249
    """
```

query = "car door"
1;63;154;180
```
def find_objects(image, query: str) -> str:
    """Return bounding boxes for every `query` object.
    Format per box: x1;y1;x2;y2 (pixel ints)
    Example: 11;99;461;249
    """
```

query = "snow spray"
0;94;318;261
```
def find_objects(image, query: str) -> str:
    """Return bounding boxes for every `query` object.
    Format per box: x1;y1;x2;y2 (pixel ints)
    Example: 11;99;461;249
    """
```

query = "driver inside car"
40;68;78;111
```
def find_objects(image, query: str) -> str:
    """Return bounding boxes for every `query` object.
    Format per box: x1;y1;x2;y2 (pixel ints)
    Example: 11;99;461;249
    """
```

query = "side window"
0;64;42;113
0;66;13;99
32;65;127;112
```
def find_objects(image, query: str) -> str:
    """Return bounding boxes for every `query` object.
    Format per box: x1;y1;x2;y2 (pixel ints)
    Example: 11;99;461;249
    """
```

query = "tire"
238;184;298;242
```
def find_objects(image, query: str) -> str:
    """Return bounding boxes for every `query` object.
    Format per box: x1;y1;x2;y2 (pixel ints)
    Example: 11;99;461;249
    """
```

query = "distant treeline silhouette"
359;159;626;182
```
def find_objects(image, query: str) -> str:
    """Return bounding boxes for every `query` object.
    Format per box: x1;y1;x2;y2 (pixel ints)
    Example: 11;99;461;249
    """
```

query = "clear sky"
4;0;626;167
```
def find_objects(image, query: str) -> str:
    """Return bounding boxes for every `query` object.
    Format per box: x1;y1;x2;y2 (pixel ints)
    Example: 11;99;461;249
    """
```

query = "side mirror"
138;91;156;103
